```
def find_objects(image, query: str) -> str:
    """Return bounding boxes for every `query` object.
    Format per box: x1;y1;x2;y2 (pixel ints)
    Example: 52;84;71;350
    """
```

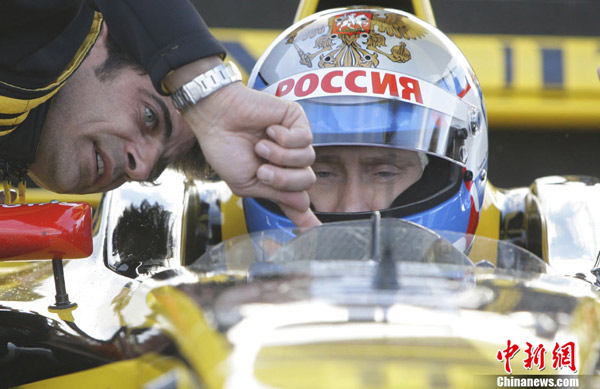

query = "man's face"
308;146;424;213
28;33;194;194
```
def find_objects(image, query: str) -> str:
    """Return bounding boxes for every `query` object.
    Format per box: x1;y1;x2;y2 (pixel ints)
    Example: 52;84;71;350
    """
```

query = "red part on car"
0;202;93;260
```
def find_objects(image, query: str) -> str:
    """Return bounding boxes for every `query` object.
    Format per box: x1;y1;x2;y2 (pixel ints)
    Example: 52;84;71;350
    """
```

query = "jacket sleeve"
93;0;226;94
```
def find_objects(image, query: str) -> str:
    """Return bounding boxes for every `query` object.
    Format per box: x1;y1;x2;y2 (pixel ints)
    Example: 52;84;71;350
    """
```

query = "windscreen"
193;219;548;276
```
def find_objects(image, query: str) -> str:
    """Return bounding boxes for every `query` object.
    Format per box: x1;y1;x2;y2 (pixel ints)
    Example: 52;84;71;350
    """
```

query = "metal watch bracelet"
170;61;242;113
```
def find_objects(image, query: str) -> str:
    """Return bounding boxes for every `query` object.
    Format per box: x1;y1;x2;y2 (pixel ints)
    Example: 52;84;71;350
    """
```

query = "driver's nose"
336;179;371;212
124;142;158;181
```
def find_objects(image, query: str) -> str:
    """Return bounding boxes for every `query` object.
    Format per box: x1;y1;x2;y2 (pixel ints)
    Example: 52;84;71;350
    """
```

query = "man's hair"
169;141;217;180
95;31;211;181
94;31;143;81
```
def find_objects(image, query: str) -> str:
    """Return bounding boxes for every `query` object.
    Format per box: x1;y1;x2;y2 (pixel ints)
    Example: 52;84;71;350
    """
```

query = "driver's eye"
315;171;333;178
376;171;395;178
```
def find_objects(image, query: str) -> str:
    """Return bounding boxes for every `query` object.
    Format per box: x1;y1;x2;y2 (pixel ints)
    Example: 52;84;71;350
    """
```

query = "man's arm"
164;57;320;228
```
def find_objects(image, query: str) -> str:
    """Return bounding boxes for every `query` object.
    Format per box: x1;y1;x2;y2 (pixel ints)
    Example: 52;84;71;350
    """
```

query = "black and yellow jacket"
0;0;225;181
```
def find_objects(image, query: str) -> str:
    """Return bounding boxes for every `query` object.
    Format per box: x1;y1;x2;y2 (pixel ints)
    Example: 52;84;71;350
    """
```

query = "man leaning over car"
0;0;320;228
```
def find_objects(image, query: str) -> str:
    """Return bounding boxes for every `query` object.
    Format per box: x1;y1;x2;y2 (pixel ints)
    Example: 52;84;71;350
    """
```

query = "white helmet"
245;7;488;241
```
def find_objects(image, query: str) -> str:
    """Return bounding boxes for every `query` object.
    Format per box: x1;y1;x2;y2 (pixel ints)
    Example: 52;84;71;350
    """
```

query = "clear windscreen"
192;219;548;277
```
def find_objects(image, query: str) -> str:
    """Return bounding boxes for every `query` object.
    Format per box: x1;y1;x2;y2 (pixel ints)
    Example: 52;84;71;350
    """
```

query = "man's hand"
165;61;320;228
190;82;320;227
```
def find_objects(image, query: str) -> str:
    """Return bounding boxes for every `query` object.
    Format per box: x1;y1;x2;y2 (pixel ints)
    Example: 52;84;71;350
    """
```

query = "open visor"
299;96;473;166
261;68;481;166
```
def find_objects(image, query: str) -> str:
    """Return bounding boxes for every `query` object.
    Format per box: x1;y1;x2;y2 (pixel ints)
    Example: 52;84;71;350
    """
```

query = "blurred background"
192;0;600;189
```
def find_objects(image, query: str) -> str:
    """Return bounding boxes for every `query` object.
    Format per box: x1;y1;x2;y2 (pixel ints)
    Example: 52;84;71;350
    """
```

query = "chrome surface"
191;220;600;386
528;176;600;282
104;171;188;276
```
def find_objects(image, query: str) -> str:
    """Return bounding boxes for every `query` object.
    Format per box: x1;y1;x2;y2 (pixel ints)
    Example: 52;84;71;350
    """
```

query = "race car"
1;168;600;388
2;1;600;388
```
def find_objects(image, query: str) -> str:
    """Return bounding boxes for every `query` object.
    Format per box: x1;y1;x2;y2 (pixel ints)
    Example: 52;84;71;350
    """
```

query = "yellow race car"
2;1;600;388
1;168;600;388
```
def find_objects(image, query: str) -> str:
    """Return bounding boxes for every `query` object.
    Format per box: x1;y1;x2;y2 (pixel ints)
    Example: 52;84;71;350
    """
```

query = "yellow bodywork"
19;354;197;389
452;34;600;130
474;183;502;241
220;192;248;241
146;286;230;388
24;188;102;210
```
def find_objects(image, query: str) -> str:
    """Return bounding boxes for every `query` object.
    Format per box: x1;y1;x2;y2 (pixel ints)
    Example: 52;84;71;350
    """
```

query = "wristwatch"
170;61;242;113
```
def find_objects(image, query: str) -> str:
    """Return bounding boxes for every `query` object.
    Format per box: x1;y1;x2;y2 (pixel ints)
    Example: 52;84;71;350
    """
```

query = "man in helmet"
244;7;488;242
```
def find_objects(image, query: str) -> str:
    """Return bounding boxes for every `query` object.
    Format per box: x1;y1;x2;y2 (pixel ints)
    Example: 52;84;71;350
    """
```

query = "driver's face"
308;146;424;213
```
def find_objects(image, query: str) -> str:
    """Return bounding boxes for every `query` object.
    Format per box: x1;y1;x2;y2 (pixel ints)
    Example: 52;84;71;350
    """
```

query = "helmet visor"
299;96;471;166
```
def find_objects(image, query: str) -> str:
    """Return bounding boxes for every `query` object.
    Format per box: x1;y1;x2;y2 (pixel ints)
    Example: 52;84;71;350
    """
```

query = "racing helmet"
245;7;488;240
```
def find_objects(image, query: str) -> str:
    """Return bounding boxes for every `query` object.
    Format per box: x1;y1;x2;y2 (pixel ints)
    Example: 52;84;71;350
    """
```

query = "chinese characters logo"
496;340;577;374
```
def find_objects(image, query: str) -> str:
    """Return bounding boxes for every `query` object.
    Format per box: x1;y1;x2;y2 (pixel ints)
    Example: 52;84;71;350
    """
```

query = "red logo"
524;342;546;371
497;340;520;374
496;340;577;374
552;342;576;372
332;12;372;35
273;69;423;105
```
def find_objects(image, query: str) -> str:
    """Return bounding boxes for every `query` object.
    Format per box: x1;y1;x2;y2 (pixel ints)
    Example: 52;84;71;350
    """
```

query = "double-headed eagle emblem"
286;11;427;68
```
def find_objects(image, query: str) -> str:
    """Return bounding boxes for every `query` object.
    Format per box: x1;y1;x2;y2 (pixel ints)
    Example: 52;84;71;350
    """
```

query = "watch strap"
171;61;242;113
